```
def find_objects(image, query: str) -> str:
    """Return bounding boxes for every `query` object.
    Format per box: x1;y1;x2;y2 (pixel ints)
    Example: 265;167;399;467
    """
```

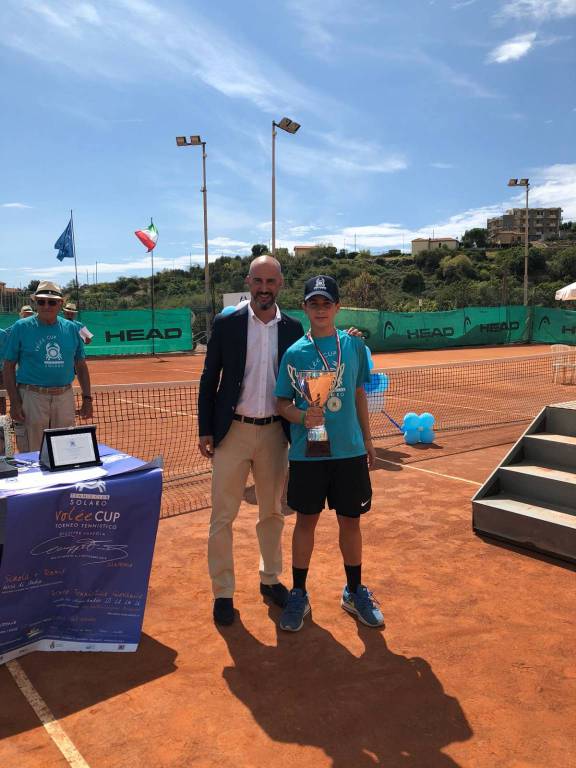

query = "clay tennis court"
1;343;574;767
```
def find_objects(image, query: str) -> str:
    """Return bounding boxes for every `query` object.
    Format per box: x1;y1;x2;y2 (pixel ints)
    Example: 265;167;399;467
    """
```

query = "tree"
461;228;488;248
342;271;385;308
401;270;425;294
251;244;269;257
413;249;443;274
440;254;477;283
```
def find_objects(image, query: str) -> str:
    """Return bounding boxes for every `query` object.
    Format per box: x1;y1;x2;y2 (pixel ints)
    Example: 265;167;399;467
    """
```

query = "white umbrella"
555;281;576;301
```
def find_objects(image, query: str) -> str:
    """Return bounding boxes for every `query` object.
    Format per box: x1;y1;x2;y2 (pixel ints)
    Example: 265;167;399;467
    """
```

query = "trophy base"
306;440;331;458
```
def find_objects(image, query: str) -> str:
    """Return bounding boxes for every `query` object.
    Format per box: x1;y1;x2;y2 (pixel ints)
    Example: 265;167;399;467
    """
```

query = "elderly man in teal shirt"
3;280;93;452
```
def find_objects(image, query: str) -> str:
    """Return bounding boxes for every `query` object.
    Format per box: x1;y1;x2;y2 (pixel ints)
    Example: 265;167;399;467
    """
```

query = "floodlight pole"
176;135;211;339
507;177;530;306
272;120;277;256
523;182;529;307
271;117;300;257
200;141;210;339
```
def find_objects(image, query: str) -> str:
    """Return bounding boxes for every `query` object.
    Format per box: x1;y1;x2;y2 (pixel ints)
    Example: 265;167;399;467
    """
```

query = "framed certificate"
40;426;102;472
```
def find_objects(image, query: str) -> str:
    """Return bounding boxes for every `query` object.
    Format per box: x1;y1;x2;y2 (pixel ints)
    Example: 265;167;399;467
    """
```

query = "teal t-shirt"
275;330;370;461
4;316;86;386
0;327;8;372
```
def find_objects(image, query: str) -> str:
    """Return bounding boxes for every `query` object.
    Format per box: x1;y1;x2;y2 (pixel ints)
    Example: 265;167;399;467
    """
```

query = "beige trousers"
208;420;288;599
19;387;76;452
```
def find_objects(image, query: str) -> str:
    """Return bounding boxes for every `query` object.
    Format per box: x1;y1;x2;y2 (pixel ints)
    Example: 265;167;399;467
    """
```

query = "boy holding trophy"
274;275;384;631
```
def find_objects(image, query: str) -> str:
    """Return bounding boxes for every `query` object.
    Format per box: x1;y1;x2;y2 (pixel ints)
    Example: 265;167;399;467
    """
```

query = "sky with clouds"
0;0;574;286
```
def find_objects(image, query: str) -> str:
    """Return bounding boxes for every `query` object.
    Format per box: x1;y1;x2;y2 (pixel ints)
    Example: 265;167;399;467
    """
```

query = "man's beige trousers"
19;387;76;452
209;420;288;599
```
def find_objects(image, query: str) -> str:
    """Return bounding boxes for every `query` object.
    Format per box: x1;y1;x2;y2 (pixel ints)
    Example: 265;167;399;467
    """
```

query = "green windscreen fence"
0;308;193;356
79;309;193;355
286;305;576;351
2;305;575;354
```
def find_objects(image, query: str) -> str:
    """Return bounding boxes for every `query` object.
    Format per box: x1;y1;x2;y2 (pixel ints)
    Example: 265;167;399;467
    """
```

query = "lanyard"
306;330;341;373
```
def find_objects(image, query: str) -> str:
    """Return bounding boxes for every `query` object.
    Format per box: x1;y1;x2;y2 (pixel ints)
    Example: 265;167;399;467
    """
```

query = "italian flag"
135;219;158;252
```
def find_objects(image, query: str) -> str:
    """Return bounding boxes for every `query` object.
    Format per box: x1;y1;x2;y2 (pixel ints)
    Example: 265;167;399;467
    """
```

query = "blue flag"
54;220;74;261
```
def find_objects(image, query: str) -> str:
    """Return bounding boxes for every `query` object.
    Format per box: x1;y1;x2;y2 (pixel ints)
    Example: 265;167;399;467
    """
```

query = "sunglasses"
36;298;60;306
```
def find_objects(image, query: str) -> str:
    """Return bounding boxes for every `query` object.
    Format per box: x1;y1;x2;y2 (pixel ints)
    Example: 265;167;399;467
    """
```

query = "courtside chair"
551;344;576;385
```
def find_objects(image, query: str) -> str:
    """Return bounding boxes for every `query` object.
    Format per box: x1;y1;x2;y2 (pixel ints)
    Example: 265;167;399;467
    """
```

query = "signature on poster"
30;536;129;565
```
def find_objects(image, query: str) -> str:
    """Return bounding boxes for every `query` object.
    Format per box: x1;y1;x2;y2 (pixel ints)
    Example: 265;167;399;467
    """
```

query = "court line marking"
115;397;196;419
7;660;91;768
376;458;482;486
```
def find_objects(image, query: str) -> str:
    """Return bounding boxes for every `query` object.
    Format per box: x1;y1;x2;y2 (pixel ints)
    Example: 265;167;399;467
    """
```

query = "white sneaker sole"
279;603;311;632
341;598;384;628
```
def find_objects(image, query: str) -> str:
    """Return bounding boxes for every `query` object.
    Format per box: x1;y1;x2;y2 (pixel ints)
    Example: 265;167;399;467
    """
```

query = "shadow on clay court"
217;607;472;768
0;634;177;739
476;536;576;574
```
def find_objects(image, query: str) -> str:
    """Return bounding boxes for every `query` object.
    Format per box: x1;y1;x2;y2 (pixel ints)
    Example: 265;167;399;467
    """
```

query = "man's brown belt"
19;383;72;395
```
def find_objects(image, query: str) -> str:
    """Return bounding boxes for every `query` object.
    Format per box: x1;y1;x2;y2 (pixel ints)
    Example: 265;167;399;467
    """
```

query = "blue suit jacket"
198;306;304;447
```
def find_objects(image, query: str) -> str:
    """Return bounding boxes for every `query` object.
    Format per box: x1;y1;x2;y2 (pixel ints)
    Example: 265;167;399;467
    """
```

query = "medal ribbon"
306;330;341;374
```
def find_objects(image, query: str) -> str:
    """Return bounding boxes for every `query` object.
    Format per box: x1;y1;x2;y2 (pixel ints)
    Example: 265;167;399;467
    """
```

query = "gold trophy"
287;366;338;457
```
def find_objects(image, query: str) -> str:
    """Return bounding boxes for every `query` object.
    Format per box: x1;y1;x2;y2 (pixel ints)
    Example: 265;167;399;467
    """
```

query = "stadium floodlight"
271;116;301;255
276;117;301;135
506;176;530;305
176;134;211;338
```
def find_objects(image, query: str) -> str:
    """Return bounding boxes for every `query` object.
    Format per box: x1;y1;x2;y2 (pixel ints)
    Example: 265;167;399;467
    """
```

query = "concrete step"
545;406;576;438
473;494;576;563
523;433;576;468
499;462;576;510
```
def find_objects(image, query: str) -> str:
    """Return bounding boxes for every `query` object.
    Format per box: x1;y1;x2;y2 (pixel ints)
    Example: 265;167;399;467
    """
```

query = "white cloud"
286;0;378;58
487;32;537;63
1;202;33;209
529;163;576;218
208;237;251;248
430;162;454;169
500;1;576;21
274;134;408;179
1;0;318;114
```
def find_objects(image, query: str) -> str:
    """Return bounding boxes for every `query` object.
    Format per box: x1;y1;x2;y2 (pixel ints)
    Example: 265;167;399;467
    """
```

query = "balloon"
376;373;389;392
219;305;237;317
420;428;435;444
364;373;379;393
404;429;420;445
418;412;435;429
366;346;374;370
402;412;419;431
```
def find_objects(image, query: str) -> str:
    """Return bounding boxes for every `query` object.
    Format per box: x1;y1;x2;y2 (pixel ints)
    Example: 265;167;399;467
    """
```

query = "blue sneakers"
279;588;311;632
341;585;384;627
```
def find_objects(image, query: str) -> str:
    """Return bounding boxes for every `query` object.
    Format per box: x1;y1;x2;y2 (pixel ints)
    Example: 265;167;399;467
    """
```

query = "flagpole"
70;209;80;311
150;219;156;357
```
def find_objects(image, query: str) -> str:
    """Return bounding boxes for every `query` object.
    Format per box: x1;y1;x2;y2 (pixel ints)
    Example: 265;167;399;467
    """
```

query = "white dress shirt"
235;303;281;418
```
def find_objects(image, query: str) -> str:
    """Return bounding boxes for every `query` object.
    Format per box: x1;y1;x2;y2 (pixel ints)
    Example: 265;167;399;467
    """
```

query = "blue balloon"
365;346;374;370
418;412;435;429
403;412;419;431
377;373;389;392
219;305;237;317
404;428;420;445
420;428;435;444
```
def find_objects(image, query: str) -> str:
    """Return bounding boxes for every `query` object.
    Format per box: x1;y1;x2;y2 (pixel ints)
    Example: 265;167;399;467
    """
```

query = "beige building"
487;208;562;244
293;245;316;257
411;237;459;255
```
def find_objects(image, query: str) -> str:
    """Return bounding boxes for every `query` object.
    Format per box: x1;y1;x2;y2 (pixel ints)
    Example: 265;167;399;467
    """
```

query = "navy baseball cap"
304;275;340;303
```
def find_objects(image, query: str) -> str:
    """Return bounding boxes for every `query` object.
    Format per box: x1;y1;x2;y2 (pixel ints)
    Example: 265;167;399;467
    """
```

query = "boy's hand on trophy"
305;406;324;428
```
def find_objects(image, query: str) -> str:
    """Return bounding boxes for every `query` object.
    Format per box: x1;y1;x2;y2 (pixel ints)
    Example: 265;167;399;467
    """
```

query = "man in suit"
198;256;304;626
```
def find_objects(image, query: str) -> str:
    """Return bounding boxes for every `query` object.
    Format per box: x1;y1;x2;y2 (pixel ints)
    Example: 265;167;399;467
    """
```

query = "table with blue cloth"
0;446;162;665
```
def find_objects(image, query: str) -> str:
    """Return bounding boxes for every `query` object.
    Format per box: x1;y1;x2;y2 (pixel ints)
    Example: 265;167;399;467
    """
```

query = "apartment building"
487;208;562;245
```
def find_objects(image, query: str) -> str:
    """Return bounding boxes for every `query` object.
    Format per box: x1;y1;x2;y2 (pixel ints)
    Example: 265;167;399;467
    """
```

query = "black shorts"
287;455;372;518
